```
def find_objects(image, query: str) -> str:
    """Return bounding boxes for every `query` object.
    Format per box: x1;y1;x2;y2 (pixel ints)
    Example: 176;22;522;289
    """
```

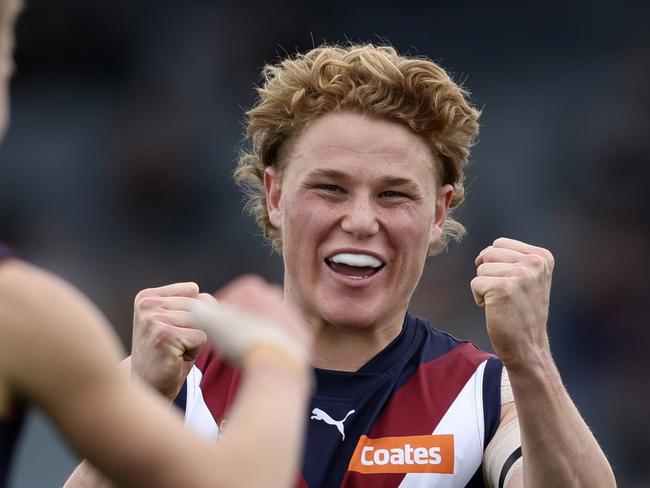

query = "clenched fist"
470;238;555;369
131;282;211;400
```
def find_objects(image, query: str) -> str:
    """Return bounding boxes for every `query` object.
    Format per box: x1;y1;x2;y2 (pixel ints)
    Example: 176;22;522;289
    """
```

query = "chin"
317;300;382;329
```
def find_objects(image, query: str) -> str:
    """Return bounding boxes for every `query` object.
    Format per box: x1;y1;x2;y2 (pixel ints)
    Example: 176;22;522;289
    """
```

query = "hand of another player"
203;275;313;366
470;238;554;369
131;282;211;400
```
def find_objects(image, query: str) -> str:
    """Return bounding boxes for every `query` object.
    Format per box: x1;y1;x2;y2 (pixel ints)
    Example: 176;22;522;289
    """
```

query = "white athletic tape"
190;300;305;365
501;367;513;405
483;417;522;488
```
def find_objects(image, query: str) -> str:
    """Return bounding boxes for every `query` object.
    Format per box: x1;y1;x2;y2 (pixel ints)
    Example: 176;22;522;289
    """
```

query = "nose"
340;193;380;239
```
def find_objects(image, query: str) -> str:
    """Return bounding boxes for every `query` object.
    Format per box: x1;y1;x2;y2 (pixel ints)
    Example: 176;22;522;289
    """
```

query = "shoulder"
0;259;124;406
0;258;74;306
0;259;55;333
409;313;495;363
0;259;108;338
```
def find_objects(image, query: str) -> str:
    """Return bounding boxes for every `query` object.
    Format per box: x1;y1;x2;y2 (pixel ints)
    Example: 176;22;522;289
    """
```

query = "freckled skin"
265;112;453;349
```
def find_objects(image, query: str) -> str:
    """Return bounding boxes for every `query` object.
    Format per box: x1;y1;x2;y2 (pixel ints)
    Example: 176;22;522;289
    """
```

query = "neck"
308;316;404;372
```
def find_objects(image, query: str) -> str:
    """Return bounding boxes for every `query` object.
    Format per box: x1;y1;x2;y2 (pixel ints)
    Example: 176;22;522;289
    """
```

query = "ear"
264;166;283;229
429;184;454;245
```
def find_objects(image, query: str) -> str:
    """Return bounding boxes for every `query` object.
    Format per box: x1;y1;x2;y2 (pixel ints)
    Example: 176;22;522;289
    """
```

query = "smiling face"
264;112;453;332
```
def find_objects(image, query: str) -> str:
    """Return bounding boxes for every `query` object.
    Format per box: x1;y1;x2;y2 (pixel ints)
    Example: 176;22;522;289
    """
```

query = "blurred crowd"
1;0;648;486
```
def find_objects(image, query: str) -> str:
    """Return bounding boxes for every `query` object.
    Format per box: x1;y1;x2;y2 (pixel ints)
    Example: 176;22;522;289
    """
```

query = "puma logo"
311;408;356;441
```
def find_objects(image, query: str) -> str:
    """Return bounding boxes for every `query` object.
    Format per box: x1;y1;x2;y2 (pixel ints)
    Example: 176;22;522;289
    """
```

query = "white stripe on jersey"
398;359;487;487
185;366;219;440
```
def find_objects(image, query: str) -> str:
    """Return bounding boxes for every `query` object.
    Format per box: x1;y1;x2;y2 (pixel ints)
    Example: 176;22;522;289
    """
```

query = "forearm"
507;351;615;487
61;357;156;488
208;346;312;487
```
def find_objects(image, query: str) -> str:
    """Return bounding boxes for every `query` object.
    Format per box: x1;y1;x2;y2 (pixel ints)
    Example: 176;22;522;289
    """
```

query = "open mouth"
325;252;385;279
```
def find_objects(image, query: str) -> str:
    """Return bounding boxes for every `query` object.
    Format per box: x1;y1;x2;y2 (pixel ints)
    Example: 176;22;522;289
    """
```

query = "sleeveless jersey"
178;313;503;488
0;243;26;487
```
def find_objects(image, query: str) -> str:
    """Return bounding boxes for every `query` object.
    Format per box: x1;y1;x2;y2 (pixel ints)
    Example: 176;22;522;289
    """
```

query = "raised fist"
131;282;210;400
470;237;555;369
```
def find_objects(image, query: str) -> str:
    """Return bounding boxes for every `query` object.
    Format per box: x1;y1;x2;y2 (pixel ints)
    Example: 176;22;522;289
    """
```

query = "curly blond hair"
234;43;480;255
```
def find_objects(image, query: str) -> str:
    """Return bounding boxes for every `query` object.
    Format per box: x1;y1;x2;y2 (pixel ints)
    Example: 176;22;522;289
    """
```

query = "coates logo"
348;434;454;474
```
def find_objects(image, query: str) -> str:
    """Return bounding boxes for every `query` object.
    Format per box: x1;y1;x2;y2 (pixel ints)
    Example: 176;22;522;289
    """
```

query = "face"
264;112;453;331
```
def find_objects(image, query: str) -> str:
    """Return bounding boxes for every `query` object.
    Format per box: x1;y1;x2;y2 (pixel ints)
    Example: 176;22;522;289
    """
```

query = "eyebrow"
380;177;423;193
304;169;424;192
304;169;351;181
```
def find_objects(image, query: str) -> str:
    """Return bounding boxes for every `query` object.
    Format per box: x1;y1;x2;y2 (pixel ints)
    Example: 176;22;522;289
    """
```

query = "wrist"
128;359;179;402
501;345;553;372
502;348;563;393
243;344;314;392
495;334;553;373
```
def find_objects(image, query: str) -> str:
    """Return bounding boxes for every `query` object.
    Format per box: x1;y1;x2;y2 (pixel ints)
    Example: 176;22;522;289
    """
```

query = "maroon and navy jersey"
0;243;25;488
177;313;503;487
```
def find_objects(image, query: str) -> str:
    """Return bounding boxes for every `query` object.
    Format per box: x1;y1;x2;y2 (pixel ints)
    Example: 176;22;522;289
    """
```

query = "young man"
0;1;313;487
70;45;617;487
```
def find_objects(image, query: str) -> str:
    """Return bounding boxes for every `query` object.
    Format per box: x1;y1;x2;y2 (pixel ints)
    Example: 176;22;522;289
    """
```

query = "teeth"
329;253;383;268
